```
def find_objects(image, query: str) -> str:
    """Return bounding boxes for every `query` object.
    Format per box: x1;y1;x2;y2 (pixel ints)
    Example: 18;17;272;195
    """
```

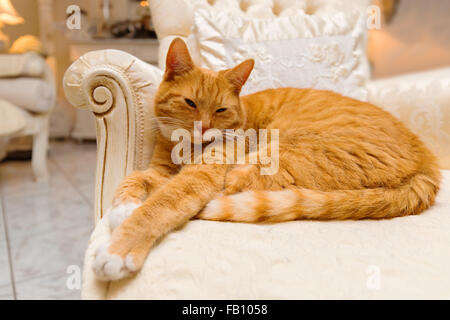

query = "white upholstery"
83;171;450;299
63;49;162;222
62;0;450;299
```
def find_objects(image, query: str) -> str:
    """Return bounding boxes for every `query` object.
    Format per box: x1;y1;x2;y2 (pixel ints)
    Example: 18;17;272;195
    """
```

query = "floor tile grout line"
5;220;92;286
48;147;94;208
48;155;94;210
8;268;83;300
13;269;77;285
2;155;94;243
1;142;92;300
0;168;17;300
6;223;93;245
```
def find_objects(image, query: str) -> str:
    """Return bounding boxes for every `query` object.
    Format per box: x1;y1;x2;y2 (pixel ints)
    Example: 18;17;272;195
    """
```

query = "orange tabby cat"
94;38;441;280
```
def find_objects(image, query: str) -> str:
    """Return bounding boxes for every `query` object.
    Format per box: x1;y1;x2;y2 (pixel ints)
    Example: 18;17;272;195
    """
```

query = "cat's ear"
223;59;254;93
165;38;194;80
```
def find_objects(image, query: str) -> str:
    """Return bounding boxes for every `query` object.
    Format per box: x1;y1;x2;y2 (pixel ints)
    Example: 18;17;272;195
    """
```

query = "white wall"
3;0;40;44
368;0;450;78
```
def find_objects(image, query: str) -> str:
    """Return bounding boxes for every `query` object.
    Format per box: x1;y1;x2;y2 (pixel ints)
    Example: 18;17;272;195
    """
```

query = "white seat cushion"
0;77;54;113
82;170;450;299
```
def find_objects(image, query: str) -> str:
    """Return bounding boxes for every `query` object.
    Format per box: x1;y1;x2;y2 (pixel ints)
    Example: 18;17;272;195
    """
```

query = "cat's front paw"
93;242;137;281
93;215;154;281
107;202;141;231
225;165;261;194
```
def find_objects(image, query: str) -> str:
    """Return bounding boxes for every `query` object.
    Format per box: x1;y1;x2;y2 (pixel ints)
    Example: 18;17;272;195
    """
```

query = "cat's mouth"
154;117;244;146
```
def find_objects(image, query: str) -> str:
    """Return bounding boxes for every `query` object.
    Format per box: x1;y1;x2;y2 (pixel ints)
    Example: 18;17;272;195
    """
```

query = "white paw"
93;242;137;281
107;202;141;231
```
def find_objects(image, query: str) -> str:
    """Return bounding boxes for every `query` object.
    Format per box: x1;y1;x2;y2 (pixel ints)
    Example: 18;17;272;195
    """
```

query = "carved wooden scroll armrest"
63;49;163;223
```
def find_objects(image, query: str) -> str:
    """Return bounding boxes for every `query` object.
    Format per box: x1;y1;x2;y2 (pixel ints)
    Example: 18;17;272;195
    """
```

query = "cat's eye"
185;98;196;108
216;108;227;113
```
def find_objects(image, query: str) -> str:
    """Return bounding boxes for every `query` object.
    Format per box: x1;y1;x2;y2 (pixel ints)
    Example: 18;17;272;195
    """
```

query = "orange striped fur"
97;38;440;280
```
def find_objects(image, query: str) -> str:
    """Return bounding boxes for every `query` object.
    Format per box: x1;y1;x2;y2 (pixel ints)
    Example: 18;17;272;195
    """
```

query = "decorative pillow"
191;7;370;100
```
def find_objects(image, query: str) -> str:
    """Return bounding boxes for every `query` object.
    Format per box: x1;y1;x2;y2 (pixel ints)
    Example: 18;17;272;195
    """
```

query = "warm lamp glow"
0;0;24;25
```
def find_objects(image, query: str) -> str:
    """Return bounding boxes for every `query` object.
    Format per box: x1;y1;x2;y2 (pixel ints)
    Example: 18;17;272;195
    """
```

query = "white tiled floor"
0;140;97;300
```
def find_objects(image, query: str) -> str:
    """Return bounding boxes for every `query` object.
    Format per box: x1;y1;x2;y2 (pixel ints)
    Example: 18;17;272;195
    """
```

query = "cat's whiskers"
220;130;246;144
149;116;189;134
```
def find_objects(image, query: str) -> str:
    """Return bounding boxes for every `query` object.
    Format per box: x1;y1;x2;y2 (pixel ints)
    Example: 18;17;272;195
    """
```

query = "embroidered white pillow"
192;8;370;100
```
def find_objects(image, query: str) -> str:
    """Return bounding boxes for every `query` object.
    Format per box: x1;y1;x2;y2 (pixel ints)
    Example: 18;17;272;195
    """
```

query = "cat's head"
154;38;254;140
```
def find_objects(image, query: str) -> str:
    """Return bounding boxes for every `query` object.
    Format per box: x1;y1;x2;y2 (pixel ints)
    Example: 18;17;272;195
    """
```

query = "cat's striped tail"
197;172;441;221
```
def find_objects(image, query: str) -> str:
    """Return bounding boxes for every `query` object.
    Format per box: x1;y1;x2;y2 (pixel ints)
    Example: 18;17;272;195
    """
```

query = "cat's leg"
107;136;177;230
94;163;227;280
224;164;295;194
108;167;171;230
224;145;295;194
112;167;171;205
